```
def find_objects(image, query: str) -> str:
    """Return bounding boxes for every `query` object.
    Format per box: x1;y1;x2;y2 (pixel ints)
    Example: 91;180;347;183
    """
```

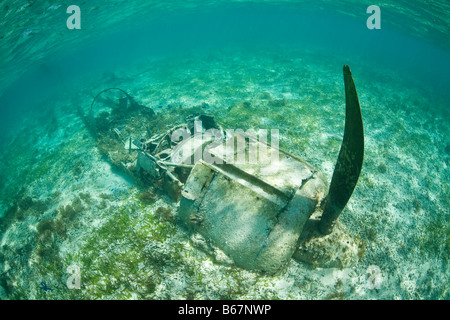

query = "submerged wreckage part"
178;133;328;274
292;65;364;268
87;87;155;141
318;65;364;235
176;66;364;273
87;65;364;274
293;218;360;269
89;87;150;118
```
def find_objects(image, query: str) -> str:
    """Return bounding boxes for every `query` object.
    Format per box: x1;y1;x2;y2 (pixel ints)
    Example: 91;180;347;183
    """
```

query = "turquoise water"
0;1;448;300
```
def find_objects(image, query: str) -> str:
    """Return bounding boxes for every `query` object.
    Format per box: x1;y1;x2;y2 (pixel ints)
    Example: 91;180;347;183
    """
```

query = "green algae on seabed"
59;197;265;300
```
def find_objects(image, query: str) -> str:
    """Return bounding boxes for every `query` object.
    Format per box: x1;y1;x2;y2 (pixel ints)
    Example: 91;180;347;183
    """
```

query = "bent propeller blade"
318;65;364;235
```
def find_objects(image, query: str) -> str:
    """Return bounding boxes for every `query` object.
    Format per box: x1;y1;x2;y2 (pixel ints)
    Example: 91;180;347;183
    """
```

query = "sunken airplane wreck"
82;65;364;274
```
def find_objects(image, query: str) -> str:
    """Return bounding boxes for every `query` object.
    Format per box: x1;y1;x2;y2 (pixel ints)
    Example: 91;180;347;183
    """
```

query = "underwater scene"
0;0;449;300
